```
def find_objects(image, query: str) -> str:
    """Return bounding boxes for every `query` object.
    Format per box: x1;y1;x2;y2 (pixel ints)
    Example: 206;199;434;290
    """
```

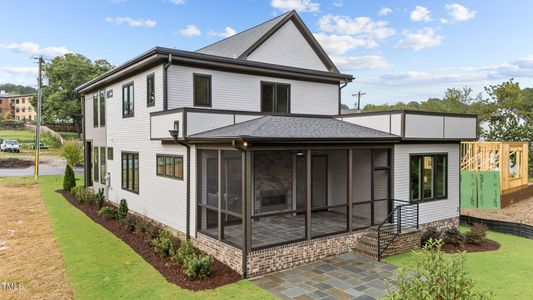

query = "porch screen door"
311;155;327;208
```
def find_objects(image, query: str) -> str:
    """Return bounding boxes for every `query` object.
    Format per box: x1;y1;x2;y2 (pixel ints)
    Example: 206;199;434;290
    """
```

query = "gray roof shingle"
189;115;400;141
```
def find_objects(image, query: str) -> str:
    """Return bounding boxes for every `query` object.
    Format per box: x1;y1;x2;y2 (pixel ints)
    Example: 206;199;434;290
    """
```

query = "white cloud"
378;7;392;16
179;25;201;37
445;3;476;22
0;41;69;58
314;33;377;55
440;18;449;24
410;6;432;22
270;0;319;13
210;27;237;38
332;0;343;8
331;55;392;70
105;16;156;28
0;67;38;75
169;0;185;4
395;28;442;51
318;15;395;40
0;66;39;86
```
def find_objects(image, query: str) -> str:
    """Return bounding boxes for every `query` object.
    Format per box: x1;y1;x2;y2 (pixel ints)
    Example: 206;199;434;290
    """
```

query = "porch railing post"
348;149;353;232
397;207;401;234
217;150;222;241
306;149;312;240
416;202;420;229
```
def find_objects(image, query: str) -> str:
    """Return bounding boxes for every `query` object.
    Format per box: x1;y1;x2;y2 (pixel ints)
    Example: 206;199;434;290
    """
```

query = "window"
107;147;114;160
193;74;211;107
16;99;19;104
261;82;290;113
410;154;447;201
147;74;155;107
122;83;134;118
28;106;32;112
156;154;183;179
16;107;19;113
22;98;25;103
93;93;98;127
94;146;99;183
100;147;106;183
22;107;25;112
122;152;139;193
99;90;105;126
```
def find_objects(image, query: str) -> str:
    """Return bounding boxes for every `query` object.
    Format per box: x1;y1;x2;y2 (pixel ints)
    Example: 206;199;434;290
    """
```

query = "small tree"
117;199;128;221
63;164;76;191
386;239;492;300
61;141;83;167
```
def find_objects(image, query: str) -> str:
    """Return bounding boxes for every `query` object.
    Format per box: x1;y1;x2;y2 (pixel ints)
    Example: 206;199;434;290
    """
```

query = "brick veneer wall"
385;230;422;255
192;233;243;274
247;231;365;278
421;216;459;232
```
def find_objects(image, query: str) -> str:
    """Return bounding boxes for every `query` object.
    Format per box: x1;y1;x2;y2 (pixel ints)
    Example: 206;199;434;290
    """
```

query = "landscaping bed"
57;189;241;291
441;239;500;253
0;157;33;168
422;223;501;254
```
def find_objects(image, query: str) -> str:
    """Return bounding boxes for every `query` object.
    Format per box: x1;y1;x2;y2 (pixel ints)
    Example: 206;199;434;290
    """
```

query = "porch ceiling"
188;115;401;142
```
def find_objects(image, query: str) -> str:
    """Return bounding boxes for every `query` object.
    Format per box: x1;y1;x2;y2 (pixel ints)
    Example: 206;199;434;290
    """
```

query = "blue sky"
1;0;533;107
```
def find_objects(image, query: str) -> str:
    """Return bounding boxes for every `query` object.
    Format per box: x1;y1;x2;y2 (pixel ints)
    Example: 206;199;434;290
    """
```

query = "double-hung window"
147;74;155;107
93;93;98;127
193;74;211;107
122;83;134;118
156;154;183;179
99;90;106;126
122;152;139;193
410;154;447;201
94;146;99;182
261;82;290;113
100;147;106;183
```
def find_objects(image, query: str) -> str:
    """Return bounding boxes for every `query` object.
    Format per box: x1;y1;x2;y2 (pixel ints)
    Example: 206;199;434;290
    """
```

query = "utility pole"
352;90;366;112
34;56;43;179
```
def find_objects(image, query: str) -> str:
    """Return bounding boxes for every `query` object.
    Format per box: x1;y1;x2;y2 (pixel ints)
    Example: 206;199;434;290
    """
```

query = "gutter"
338;79;349;115
163;54;172;111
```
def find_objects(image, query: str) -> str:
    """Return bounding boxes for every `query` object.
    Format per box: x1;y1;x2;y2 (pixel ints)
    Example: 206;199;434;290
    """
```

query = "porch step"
354;224;421;260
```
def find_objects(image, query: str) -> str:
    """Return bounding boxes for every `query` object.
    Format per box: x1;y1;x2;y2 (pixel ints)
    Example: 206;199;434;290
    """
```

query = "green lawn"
37;175;276;300
0;129;61;148
385;227;533;300
58;131;80;141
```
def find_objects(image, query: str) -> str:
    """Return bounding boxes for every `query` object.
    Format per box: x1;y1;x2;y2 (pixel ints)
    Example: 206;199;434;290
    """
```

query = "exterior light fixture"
243;141;249;147
169;129;179;143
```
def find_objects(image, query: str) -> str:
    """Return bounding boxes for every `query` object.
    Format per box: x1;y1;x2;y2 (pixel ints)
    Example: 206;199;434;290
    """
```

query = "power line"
352;90;366;111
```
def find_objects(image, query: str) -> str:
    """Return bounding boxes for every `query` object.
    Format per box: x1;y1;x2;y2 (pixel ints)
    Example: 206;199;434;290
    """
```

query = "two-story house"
76;11;477;278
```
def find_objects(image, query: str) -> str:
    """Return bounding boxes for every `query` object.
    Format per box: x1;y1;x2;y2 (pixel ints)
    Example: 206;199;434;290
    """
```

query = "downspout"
338;79;349;115
232;140;248;279
177;139;191;240
163;54;172;111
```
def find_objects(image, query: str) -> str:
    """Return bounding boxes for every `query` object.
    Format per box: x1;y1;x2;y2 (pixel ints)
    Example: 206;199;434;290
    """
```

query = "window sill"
411;197;448;204
121;188;139;195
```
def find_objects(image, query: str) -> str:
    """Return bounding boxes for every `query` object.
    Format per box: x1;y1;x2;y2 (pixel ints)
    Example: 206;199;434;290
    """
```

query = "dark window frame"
260;81;291;114
94;146;99;182
99;89;106;126
107;147;114;160
193;73;212;107
121;151;139;194
100;147;106;184
122;82;134;118
156;154;184;180
146;73;155;107
93;93;98;127
409;153;448;203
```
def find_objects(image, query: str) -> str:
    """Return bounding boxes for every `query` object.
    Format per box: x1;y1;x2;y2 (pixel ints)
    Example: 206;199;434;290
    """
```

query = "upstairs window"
93;93;98;127
122;83;134;118
410;154;447;201
147;74;155;107
193;74;211;107
99;90;106;126
261;82;290;113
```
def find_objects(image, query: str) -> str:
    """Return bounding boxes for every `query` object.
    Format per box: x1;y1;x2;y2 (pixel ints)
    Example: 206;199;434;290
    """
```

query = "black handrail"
377;200;419;260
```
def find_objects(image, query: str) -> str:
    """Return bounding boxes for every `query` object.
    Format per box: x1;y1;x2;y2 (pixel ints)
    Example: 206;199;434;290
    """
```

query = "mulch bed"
57;189;241;291
0;157;33;168
442;239;500;254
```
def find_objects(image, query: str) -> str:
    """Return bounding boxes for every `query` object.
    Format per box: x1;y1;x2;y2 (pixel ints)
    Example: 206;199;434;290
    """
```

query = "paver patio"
252;253;398;300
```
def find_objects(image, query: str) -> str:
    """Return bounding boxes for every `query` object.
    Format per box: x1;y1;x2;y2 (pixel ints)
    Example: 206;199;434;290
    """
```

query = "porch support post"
245;150;252;253
348;149;353;232
217;149;222;241
370;149;375;226
241;150;248;278
306;149;312;240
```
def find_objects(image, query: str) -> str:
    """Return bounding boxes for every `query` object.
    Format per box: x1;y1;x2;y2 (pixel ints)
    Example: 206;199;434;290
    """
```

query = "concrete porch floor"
252;253;398;300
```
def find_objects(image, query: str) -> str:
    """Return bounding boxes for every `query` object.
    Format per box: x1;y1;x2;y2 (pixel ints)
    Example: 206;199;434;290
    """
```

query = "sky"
1;0;533;108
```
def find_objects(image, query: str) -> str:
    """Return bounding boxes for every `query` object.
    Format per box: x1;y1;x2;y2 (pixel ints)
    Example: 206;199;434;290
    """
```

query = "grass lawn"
0;129;61;148
385;227;533;300
37;175;276;299
58;131;80;141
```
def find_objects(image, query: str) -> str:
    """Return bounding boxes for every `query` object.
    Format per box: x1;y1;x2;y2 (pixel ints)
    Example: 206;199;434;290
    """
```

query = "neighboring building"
76;11;477;278
0;90;37;122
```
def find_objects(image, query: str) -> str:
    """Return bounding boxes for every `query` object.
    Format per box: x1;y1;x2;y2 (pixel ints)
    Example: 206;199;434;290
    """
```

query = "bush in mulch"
422;223;499;254
57;189;240;290
465;223;487;245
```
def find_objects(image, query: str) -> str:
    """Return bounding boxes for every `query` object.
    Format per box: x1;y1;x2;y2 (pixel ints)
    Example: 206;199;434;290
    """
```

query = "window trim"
409;153;448;203
107;147;114;160
122;82;135;118
121;151;139;194
100;147;106;184
99;89;106;126
156;154;184;180
193;73;212;107
93;146;99;183
260;81;291;114
146;73;155;107
93;93;98;127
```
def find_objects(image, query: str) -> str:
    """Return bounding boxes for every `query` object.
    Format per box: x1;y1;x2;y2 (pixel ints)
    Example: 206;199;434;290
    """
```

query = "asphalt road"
0;166;83;177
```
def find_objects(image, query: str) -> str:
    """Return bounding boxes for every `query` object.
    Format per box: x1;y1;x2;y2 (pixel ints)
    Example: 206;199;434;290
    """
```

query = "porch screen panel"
373;169;389;223
197;150;219;239
220;150;243;248
352;150;372;229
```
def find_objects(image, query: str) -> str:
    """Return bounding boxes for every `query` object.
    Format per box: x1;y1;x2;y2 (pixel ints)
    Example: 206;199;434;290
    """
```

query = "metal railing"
377;199;419;260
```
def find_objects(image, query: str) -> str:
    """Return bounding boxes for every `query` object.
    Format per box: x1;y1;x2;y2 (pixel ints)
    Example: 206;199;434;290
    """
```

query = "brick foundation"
421;217;459;232
192;233;243;274
385;230;422;255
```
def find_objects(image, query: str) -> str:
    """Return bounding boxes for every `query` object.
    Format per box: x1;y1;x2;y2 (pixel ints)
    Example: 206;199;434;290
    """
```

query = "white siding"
404;114;444;139
247;20;329;72
167;65;339;115
150;111;183;139
393;144;460;224
444;116;476;139
339;112;403;136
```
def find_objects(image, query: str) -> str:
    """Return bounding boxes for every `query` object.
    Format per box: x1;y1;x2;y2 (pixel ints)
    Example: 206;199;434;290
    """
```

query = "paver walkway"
252;253;397;300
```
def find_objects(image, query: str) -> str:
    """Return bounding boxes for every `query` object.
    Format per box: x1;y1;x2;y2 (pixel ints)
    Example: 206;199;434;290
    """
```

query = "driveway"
252;253;397;300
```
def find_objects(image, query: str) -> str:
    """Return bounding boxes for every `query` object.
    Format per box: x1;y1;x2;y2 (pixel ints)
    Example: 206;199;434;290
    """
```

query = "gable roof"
188;115;400;142
196;11;339;73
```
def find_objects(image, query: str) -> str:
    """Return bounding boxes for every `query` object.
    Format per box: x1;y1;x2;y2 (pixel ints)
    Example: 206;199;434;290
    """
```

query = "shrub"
136;219;160;239
152;230;176;257
123;214;140;232
95;188;105;210
421;227;441;247
71;186;84;199
386;239;492;300
183;254;214;280
466;223;487;245
78;188;96;204
443;228;464;245
98;207;117;220
118;199;128;221
63;165;76;192
174;239;196;265
61;141;83;167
